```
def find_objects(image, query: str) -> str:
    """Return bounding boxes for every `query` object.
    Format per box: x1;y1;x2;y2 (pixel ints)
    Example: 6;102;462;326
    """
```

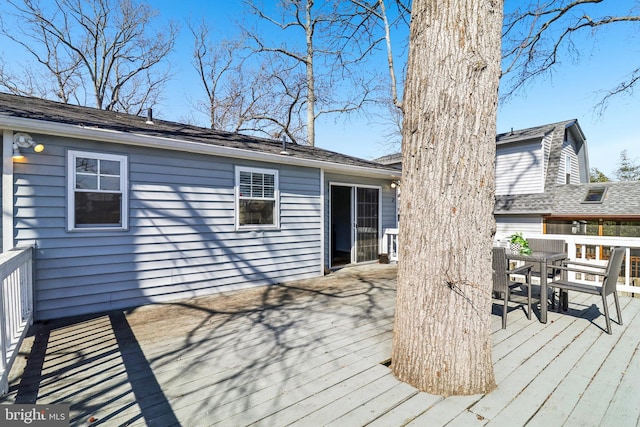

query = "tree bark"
391;0;502;396
305;0;316;147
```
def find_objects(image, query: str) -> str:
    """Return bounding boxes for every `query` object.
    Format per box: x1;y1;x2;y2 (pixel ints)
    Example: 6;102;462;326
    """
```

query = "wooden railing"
0;247;34;396
382;228;399;262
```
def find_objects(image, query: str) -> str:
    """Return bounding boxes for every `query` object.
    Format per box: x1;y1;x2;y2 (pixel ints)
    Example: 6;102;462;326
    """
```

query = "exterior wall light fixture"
390;180;401;189
12;132;44;160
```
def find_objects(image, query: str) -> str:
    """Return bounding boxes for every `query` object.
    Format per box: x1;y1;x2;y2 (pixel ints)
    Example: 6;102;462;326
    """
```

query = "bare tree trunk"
305;0;316;147
379;0;402;111
391;0;502;396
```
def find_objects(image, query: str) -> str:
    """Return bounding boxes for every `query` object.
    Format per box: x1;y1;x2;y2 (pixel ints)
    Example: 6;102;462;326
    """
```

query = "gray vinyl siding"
495;140;544;195
323;172;397;266
542;133;553;184
558;137;580;185
495;215;543;240
13;133;323;319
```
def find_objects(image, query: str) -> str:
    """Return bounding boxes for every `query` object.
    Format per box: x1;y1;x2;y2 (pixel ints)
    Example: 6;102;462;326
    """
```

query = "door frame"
328;182;383;269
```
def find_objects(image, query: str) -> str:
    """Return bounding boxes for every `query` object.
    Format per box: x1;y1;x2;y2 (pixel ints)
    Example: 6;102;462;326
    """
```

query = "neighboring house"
375;152;402;170
494;119;589;237
493;119;640;242
376;119;640;239
376;119;640;289
0;92;400;320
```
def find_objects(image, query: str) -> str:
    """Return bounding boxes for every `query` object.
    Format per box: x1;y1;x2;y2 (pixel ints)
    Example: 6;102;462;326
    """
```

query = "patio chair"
527;238;567;253
527;238;567;278
547;246;626;334
493;247;533;329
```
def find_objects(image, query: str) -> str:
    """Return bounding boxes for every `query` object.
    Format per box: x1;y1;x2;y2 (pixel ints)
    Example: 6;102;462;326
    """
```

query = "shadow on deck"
2;264;640;426
2;264;396;426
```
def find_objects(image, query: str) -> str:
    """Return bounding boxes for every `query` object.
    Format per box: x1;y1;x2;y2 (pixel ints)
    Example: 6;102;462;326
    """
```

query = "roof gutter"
495;135;545;146
494;210;553;215
544;214;640;220
0;114;399;179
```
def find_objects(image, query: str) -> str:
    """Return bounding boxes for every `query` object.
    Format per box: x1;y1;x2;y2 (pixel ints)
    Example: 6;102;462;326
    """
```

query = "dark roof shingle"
0;92;395;173
495;181;640;218
551;182;640;217
496;119;577;145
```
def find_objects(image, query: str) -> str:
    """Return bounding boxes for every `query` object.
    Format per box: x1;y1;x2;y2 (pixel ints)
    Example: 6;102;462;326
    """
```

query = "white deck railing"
382;228;399;262
0;247;34;396
389;230;640;293
562;235;639;293
497;234;640;293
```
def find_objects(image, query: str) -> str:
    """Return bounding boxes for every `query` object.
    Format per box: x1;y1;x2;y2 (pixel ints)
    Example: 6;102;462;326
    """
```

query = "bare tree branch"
240;0;386;146
0;0;177;113
502;0;640;104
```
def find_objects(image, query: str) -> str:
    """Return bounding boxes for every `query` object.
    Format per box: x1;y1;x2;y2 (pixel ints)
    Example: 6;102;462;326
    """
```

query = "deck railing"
496;234;640;294
562;235;640;294
389;231;640;293
382;228;399;262
0;247;34;396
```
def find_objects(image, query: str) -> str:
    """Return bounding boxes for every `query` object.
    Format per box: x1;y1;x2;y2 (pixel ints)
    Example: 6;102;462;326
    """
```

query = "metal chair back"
603;247;626;296
492;247;508;294
527;238;567;276
527;238;567;253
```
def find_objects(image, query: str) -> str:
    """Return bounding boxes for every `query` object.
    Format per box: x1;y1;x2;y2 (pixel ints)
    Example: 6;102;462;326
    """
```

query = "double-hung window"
68;150;128;230
235;166;279;229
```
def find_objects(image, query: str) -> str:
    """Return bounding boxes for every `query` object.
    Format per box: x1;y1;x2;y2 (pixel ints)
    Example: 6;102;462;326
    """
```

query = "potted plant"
508;232;532;255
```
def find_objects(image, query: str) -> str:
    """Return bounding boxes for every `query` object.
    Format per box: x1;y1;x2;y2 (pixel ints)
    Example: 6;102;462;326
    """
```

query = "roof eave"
494;210;553;215
0;114;399;179
544;214;640;220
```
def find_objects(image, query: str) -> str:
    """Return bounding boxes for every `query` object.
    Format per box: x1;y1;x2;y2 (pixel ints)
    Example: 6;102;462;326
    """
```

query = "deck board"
323;380;418;426
566;298;640;426
365;391;441;426
2;263;640;426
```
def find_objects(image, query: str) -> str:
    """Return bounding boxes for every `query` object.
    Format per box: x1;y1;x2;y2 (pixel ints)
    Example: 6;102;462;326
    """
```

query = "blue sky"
497;0;640;178
1;1;639;178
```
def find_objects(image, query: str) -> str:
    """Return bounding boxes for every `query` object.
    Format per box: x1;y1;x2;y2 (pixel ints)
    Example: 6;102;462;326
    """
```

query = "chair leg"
613;291;623;326
502;290;508;329
526;272;532;320
602;294;612;335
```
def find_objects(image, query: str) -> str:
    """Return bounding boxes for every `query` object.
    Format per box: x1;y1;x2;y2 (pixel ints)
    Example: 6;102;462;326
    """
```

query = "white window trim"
67;150;129;231
235;166;280;230
565;155;572;184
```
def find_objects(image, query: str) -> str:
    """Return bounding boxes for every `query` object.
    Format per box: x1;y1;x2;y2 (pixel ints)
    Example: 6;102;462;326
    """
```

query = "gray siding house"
1;93;400;320
493;120;640;241
494;119;589;237
376;119;640;240
378;119;640;290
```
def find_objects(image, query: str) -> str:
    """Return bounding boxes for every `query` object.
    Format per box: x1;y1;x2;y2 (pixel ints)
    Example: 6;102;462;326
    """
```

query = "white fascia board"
0;115;399;180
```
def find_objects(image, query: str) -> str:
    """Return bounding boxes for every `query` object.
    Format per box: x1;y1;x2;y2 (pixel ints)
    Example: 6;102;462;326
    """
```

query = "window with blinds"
235;167;279;229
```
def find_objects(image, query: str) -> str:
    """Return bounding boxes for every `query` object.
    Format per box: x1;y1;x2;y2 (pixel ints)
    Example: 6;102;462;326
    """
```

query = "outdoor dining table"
506;250;567;323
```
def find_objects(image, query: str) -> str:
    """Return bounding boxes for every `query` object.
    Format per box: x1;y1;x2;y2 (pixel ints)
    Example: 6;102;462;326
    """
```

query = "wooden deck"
2;264;640;426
